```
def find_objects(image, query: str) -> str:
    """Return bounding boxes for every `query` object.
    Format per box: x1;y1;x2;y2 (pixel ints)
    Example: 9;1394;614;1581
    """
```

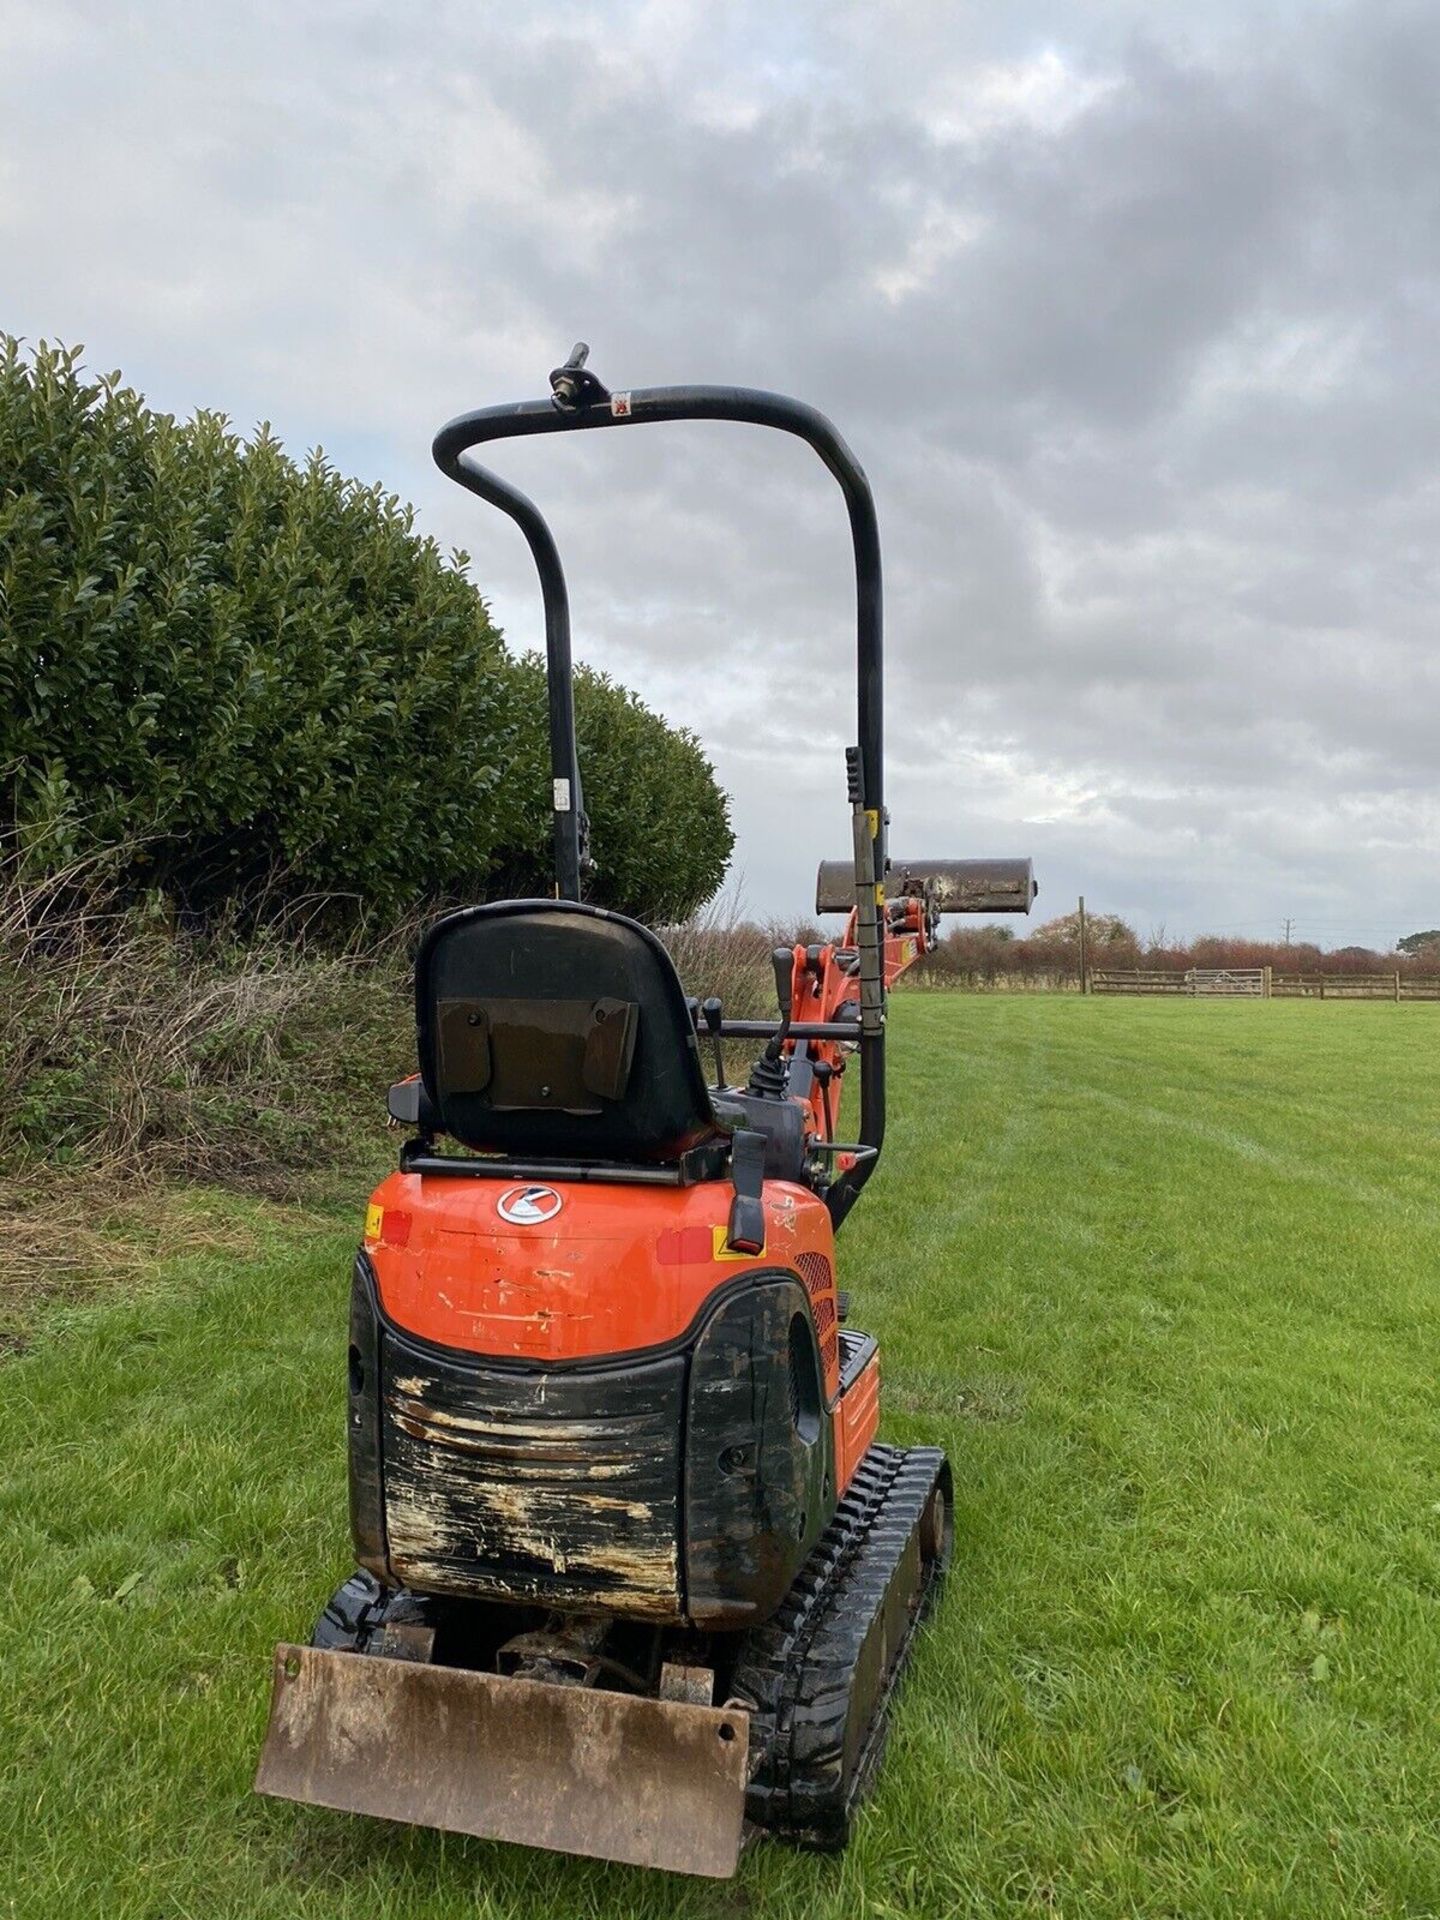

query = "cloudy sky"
6;0;1439;943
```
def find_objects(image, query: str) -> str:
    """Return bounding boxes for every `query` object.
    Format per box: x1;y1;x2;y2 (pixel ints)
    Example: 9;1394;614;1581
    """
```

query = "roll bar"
432;345;888;1212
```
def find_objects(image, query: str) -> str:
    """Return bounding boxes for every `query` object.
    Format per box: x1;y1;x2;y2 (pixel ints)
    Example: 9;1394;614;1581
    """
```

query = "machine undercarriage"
258;1444;951;1875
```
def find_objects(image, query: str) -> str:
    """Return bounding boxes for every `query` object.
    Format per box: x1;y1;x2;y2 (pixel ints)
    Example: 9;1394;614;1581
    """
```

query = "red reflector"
655;1225;714;1265
380;1210;412;1249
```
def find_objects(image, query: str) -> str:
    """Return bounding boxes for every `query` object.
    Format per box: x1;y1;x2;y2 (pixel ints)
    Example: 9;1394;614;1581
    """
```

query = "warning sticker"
712;1225;762;1262
611;392;633;418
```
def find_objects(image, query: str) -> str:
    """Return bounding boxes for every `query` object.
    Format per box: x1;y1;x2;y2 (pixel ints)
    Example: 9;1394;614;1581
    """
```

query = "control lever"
746;948;797;1101
701;998;726;1087
763;947;795;1062
772;948;794;1018
812;1059;836;1142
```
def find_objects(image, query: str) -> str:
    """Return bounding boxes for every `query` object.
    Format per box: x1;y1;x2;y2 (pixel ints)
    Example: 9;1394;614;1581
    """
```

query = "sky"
5;0;1439;945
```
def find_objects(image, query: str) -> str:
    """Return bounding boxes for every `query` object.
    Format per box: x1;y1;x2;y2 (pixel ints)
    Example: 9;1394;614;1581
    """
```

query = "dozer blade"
255;1644;750;1878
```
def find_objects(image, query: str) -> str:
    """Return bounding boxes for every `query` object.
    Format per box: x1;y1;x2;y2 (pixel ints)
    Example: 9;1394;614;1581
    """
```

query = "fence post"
1396;970;1402;1003
1078;895;1088;996
1319;975;1325;1000
1263;964;1272;999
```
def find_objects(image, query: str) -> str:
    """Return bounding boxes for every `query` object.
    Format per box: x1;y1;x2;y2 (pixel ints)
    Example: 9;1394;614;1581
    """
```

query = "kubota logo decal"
496;1184;565;1226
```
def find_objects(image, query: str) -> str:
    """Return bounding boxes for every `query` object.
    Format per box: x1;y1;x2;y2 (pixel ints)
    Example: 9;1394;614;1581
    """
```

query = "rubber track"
729;1442;950;1850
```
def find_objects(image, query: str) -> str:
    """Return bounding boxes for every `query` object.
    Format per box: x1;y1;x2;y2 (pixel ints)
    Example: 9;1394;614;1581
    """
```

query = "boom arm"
780;893;949;1152
779;856;1037;1166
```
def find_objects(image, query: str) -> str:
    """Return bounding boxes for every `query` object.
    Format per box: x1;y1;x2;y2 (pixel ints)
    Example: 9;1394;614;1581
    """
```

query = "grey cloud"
4;0;1439;942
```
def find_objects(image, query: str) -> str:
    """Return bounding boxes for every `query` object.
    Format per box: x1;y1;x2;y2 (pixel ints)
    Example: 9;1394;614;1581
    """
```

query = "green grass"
5;996;1440;1918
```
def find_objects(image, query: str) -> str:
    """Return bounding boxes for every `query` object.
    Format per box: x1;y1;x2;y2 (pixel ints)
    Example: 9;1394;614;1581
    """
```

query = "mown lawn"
4;996;1440;1918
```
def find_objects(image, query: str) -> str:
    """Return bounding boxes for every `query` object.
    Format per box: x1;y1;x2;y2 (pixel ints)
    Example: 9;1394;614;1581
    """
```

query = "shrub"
0;339;732;924
483;661;733;923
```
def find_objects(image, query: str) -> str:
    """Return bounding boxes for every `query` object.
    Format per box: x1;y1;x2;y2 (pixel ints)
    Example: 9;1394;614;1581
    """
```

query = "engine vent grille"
794;1251;839;1383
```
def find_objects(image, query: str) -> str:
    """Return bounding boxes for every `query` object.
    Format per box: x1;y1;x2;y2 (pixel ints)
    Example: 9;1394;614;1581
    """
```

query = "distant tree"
1399;930;1440;954
1033;909;1136;946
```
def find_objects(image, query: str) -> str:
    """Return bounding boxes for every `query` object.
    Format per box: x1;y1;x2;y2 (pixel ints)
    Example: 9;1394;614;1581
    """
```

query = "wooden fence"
1271;973;1440;1001
1089;969;1189;996
1090;968;1440;1001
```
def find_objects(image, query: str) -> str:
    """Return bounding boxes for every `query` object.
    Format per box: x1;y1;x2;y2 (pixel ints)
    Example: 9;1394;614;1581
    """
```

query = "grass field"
5;996;1440;1918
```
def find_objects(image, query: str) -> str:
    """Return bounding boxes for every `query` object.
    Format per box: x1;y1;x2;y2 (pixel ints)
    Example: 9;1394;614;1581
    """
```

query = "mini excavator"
255;347;1036;1878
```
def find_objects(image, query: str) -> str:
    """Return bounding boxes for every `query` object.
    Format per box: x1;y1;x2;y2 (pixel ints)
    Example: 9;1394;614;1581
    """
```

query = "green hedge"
0;340;731;923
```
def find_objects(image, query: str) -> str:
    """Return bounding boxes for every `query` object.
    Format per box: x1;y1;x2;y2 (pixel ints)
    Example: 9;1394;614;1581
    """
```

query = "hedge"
0;339;731;924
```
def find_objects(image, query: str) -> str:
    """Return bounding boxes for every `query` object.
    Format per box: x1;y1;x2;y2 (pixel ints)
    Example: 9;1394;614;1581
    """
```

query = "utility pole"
1282;917;1294;946
1078;895;1088;995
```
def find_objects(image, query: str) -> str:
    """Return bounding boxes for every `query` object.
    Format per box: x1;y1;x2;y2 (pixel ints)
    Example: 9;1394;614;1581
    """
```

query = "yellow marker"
364;1202;383;1244
865;808;879;838
712;1225;762;1262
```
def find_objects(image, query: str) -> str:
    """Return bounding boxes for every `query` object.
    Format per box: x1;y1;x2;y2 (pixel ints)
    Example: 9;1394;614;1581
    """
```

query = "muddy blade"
255;1645;749;1878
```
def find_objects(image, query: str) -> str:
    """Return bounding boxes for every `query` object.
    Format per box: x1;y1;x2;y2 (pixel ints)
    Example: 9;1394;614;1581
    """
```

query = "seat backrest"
414;900;721;1164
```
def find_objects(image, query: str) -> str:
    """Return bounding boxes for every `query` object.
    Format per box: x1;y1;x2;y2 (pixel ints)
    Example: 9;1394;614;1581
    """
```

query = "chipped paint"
382;1347;687;1619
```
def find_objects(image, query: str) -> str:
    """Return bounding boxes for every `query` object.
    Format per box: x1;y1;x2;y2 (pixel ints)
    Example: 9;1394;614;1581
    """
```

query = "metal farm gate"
1090;967;1273;997
1187;969;1267;997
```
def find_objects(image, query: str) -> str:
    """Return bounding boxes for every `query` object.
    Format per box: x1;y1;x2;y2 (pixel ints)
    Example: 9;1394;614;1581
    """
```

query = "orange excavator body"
364;1169;879;1496
254;349;1037;1878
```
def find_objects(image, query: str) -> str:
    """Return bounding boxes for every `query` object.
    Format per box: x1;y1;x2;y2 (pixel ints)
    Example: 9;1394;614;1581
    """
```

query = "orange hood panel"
363;1171;837;1370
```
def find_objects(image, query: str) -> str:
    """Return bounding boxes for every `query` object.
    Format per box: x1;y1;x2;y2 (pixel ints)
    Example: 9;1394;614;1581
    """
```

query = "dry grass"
0;838;412;1303
657;895;773;1013
1;844;411;1180
658;896;825;1082
0;1177;349;1350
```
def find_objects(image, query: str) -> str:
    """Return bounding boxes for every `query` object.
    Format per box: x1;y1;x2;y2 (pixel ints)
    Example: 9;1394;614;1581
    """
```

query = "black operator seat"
414;900;726;1167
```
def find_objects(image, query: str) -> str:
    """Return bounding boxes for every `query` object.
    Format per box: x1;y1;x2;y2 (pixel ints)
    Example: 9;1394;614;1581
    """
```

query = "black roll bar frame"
432;346;887;1219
